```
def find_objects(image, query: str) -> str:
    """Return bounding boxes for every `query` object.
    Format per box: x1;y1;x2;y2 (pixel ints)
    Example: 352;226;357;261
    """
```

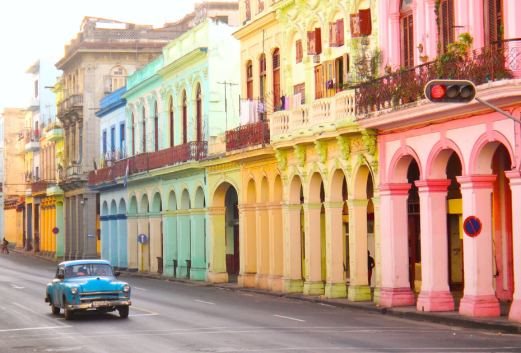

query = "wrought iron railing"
66;164;83;178
88;166;115;185
32;180;48;194
355;39;521;117
225;120;270;152
134;153;149;173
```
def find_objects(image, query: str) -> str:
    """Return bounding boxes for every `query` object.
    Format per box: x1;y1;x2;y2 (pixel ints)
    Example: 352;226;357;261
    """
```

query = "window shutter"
315;27;322;54
338;19;344;46
300;83;305;104
448;0;454;45
441;0;448;52
343;53;350;83
329;22;334;47
350;14;360;38
307;31;316;55
408;16;414;67
359;9;372;36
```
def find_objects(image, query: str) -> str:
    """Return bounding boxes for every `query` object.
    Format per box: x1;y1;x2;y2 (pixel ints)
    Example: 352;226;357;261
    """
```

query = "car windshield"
64;264;113;278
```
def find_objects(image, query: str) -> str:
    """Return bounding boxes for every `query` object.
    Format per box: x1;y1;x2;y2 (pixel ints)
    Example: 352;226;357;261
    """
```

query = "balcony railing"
66;164;83;177
134;153;149;173
57;93;83;117
226;121;270;152
32;180;48;194
355;39;521;117
115;157;134;178
88;165;115;185
95;148;127;169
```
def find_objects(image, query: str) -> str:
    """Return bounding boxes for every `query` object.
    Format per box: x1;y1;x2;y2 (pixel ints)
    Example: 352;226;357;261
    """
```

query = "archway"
269;175;284;291
109;200;118;268
100;201;109;263
118;198;128;270
127;194;139;272
179;188;192;278
150;191;163;274
256;177;270;289
191;186;207;280
138;193;150;272
240;178;258;288
164;189;178;277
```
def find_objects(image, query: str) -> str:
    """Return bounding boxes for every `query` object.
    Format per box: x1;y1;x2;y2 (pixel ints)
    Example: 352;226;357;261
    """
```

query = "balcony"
270;89;356;143
88;165;115;185
57;93;83;118
60;164;83;183
18;128;40;153
25;97;39;112
355;39;521;118
45;121;64;141
225;121;270;152
32;180;48;194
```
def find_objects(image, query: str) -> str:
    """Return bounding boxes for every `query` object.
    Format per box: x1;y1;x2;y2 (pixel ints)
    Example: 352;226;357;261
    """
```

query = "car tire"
51;304;60;315
64;304;74;320
118;306;129;318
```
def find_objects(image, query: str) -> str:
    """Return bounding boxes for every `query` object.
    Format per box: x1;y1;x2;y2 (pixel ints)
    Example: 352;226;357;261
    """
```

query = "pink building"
358;0;521;322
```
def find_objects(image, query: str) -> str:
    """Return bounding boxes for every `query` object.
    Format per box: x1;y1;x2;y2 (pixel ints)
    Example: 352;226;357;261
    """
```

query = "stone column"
149;213;162;274
177;209;191;278
238;204;256;288
127;215;139;272
457;175;500;317
109;215;118;266
117;213;128;270
415;180;455;312
282;204;304;293
324;201;347;298
267;202;283;292
207;206;228;283
347;199;371;301
82;193;98;259
506;171;521;323
303;203;324;295
190;208;207;280
137;214;150;272
255;203;270;289
100;215;109;261
162;210;177;277
372;197;382;304
379;184;415;307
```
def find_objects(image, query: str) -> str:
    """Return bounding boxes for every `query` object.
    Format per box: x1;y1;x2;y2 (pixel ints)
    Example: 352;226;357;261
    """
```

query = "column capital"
323;201;344;209
162;210;178;216
346;199;369;207
283;204;302;211
176;209;190;216
456;175;496;190
379;183;411;196
371;197;380;206
189;208;206;216
266;202;283;210
207;206;226;215
389;12;400;23
302;203;322;210
426;0;436;7
254;203;268;211
505;170;521;186
238;204;256;212
415;179;451;193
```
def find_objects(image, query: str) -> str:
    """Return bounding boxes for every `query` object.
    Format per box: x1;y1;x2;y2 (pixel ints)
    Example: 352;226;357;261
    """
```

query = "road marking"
128;313;158;317
10;284;24;289
274;315;306;322
195;300;215;305
0;271;47;285
0;326;72;332
11;302;71;327
133;287;146;290
131;306;160;315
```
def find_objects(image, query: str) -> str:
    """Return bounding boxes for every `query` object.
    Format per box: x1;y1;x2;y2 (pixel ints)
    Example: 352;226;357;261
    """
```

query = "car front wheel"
51;304;60;315
118;306;129;318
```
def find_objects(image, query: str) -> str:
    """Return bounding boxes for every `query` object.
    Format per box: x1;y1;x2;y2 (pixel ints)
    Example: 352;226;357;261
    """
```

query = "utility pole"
217;81;238;130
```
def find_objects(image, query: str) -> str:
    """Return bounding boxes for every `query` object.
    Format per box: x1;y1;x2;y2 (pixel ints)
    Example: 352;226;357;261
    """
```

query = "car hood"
66;277;123;292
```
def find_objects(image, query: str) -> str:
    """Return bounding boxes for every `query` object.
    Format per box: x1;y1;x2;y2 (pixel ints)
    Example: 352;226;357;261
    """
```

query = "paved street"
0;252;520;353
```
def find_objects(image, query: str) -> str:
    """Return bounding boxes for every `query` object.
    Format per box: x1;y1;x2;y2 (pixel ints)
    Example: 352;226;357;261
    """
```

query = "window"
296;40;303;63
307;28;322;55
106;66;127;93
273;49;281;109
258;0;264;14
102;131;107;154
294;83;305;105
154;102;159;152
215;16;228;24
246;61;253;100
35;80;39;99
314;64;324;99
329;19;345;47
182;91;187;144
196;85;202;142
439;0;455;53
142;107;146;152
400;2;414;69
120;123;125;153
245;0;251;22
110;126;115;152
484;0;503;45
131;114;135;156
169;98;174;148
323;54;349;97
350;9;372;37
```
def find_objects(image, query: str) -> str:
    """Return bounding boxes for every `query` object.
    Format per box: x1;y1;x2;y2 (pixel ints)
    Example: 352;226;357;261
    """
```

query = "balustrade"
225;121;270;152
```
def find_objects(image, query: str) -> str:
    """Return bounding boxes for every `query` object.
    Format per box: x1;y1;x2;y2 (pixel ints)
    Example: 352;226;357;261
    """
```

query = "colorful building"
356;0;521;322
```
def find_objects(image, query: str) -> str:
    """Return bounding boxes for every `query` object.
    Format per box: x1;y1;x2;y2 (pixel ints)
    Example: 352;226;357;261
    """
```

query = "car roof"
58;260;112;267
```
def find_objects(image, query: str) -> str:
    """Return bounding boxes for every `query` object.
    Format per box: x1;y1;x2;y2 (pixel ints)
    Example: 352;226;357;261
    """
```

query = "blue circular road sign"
138;234;148;244
463;216;482;237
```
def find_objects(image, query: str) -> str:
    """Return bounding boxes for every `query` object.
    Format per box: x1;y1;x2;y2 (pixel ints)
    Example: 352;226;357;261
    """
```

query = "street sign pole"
474;97;521;124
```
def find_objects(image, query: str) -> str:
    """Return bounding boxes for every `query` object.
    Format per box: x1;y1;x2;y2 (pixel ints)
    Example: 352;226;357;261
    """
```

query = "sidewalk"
9;249;521;335
123;270;521;335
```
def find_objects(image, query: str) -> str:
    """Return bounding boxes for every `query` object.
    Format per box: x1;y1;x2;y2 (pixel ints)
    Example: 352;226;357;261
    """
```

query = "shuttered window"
350;9;372;38
142;107;146;153
296;40;303;63
245;0;251;21
484;0;502;45
307;28;322;55
439;0;455;53
294;83;305;104
314;65;324;100
273;49;281;109
329;19;345;47
401;13;414;69
246;61;253;99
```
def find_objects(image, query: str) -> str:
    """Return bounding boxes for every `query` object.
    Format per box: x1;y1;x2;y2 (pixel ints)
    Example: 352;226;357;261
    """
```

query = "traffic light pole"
474;97;521;124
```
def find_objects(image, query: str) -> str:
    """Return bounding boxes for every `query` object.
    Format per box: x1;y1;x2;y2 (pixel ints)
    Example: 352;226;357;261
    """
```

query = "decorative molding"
336;135;351;161
362;130;378;157
275;149;288;171
202;67;208;80
314;140;327;164
294;145;306;167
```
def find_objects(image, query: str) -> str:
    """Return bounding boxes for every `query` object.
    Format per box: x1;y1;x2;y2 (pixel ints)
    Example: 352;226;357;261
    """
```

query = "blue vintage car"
45;260;131;320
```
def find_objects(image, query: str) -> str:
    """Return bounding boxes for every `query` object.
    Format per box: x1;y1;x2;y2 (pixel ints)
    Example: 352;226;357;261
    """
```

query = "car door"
52;266;64;306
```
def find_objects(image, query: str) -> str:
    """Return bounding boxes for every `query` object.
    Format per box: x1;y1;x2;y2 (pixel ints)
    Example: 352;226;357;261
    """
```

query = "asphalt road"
0;252;520;353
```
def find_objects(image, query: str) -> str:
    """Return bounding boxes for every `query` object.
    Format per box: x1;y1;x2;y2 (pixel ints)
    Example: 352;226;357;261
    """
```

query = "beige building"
2;108;26;246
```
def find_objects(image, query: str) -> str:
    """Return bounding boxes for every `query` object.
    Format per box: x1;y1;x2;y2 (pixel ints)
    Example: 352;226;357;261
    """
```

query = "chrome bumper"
67;300;131;310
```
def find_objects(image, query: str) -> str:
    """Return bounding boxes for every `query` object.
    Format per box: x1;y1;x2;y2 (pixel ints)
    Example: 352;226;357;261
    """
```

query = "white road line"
0;326;72;333
133;287;146;290
128;313;158;317
274;315;306;322
10;284;24;289
11;302;71;327
195;300;215;305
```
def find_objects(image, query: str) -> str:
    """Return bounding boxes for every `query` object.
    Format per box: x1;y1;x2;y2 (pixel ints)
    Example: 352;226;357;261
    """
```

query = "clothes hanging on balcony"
240;100;250;125
292;93;301;107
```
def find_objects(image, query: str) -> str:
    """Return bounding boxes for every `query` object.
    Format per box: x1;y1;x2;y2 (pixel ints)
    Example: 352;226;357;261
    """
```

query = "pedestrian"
368;251;375;285
1;238;9;254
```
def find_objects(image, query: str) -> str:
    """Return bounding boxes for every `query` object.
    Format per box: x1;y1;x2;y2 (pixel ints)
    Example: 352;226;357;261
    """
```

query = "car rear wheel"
118;306;129;318
51;304;60;315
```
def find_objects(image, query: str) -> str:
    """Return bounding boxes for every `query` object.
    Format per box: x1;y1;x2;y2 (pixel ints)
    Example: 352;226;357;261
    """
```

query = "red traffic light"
425;80;477;103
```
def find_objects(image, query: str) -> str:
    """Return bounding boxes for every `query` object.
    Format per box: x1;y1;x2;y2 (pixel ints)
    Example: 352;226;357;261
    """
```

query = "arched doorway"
118;198;128;270
150;192;163;274
100;201;109;262
109;200;118;267
192;186;207;280
139;193;150;272
283;174;304;293
142;106;147;153
127;195;138;271
154;101;159;152
180;188;191;278
182;91;188;144
169;97;174;148
196;84;202;142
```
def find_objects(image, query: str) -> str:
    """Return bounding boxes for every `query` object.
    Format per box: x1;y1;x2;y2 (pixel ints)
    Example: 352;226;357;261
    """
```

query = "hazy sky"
0;0;206;112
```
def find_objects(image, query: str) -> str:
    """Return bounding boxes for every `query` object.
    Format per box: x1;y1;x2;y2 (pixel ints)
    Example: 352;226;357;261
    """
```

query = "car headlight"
122;285;130;293
71;287;78;295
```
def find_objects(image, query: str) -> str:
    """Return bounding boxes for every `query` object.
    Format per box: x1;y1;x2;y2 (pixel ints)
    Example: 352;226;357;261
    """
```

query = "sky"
0;0;205;112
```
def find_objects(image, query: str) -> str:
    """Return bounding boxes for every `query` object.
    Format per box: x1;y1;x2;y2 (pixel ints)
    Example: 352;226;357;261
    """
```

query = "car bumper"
67;300;131;310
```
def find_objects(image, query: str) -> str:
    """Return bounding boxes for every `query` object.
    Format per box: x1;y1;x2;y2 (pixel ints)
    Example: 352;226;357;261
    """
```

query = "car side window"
56;267;64;279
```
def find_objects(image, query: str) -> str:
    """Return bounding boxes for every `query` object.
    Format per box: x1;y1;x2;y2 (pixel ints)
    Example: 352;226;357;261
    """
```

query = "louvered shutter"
441;0;448;52
315;27;322;54
307;31;316;55
448;0;454;45
350;14;360;38
338;19;344;46
329;22;335;47
359;9;372;36
343;53;350;83
408;16;414;67
300;84;305;104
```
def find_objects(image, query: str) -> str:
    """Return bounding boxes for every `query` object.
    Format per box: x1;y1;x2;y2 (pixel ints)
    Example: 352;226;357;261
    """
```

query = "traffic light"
424;80;476;103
